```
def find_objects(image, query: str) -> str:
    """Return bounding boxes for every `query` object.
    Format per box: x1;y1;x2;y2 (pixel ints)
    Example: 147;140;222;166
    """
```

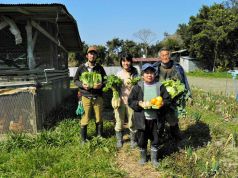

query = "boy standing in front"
128;63;171;167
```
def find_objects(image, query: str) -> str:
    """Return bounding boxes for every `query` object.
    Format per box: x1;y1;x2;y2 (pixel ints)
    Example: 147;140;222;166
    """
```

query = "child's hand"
93;83;102;89
138;101;144;108
83;83;89;90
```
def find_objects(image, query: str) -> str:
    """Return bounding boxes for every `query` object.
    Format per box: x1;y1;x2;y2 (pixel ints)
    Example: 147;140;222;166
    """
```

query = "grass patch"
187;70;232;78
157;115;238;177
0;119;125;177
0;87;238;177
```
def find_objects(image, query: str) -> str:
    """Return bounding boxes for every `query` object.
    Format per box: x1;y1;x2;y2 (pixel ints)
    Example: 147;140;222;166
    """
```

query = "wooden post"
31;20;68;53
0;21;8;30
32;31;38;51
25;20;35;70
2;16;22;44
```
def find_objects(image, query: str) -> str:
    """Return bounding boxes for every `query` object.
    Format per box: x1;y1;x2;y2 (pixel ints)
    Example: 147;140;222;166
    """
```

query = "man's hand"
93;83;102;89
82;83;89;90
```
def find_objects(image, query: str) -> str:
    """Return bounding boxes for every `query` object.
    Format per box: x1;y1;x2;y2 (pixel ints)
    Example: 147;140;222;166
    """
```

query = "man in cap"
153;47;191;144
74;46;106;144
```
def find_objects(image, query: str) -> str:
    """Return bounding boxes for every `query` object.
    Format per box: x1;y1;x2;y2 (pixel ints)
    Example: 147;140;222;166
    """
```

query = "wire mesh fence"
0;89;36;133
0;77;70;133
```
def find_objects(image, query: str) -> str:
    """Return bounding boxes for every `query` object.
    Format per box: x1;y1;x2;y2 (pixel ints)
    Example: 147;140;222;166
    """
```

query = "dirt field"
116;139;162;178
187;76;237;97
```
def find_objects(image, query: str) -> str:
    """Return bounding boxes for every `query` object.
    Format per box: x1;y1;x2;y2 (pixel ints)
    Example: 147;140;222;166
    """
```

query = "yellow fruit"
155;100;162;107
156;96;163;102
150;98;157;105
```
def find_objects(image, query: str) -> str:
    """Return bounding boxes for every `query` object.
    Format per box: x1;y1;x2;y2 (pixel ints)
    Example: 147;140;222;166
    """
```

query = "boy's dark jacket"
128;81;171;130
73;63;106;98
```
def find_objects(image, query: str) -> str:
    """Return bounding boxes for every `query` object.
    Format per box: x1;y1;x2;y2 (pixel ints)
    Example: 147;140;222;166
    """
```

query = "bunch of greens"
127;77;141;86
161;79;185;99
103;75;123;109
103;75;122;98
80;72;102;88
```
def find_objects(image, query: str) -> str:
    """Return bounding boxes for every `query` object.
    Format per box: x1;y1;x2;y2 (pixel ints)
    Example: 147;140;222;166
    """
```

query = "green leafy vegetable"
127;77;141;86
103;75;123;109
103;75;122;98
161;79;185;99
92;72;102;84
80;72;102;88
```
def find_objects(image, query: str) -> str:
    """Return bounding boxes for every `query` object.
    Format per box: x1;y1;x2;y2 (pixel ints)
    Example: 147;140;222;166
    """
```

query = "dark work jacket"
128;81;171;130
153;60;191;93
73;63;106;98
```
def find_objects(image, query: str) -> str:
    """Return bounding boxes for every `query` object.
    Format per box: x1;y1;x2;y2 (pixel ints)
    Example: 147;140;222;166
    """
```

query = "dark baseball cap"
141;63;156;72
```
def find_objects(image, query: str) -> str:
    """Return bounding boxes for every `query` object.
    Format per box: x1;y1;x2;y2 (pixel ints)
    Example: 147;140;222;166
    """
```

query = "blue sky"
1;0;224;45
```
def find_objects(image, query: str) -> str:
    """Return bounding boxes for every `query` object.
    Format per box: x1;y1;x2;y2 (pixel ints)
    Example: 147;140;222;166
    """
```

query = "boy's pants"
137;119;160;149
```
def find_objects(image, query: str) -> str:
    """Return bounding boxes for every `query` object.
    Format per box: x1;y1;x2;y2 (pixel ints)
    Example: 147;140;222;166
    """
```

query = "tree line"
69;0;238;71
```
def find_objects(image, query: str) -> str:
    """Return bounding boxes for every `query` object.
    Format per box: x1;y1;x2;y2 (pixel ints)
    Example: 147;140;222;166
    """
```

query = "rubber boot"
115;131;123;148
139;149;147;165
96;122;103;137
151;147;159;167
81;125;87;144
130;131;137;149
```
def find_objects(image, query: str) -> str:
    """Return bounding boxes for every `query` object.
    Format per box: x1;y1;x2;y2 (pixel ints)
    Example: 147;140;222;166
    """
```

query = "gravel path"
187;76;237;97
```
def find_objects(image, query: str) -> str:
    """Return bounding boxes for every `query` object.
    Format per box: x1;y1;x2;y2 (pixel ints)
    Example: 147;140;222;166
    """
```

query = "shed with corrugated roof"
0;3;82;133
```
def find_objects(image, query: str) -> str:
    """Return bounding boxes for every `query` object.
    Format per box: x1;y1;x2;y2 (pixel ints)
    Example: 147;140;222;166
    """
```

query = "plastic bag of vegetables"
76;101;84;116
103;75;123;109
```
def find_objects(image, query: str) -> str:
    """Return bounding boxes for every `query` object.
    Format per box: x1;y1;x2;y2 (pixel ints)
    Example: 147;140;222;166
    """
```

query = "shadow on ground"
158;121;211;159
43;88;115;131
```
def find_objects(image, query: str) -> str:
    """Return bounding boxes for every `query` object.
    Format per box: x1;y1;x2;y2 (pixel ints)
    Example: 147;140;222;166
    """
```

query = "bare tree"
133;29;156;57
223;0;238;9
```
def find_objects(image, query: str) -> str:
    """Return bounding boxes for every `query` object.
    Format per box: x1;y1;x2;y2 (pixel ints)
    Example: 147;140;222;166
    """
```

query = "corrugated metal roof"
0;3;82;51
0;3;72;17
0;3;64;6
